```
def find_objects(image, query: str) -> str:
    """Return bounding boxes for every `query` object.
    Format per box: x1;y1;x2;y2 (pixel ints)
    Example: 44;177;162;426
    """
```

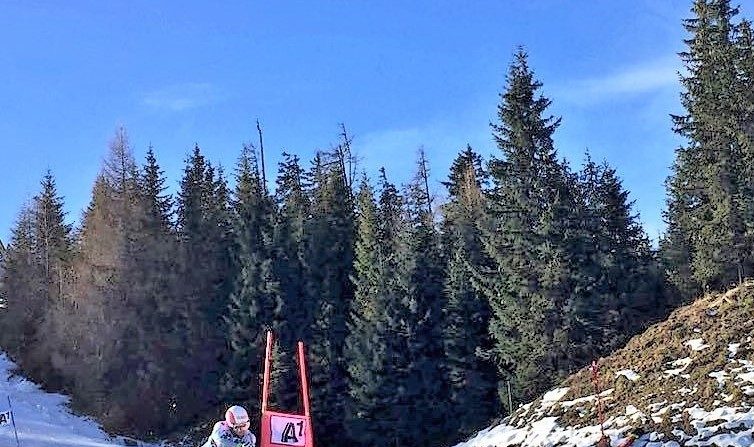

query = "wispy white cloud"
555;57;683;106
142;82;221;111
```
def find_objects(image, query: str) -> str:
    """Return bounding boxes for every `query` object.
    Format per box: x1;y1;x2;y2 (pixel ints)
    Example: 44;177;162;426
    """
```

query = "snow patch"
665;357;693;376
540;387;570;409
560;395;596;408
616;369;640;381
686;338;711;351
738;371;754;384
678;386;697;395
709;370;729;386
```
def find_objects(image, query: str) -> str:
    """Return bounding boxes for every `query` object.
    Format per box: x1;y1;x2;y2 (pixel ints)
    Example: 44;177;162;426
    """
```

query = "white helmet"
225;405;250;428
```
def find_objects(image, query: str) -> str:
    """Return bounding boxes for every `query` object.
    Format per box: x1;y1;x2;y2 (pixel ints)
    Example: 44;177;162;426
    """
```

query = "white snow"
665;357;693;376
678;386;697;395
709;370;729;386
0;353;155;447
559;395;596;408
540;387;570;409
616;369;640;381
686;338;711;351
738;371;754;384
729;343;741;357
625;404;640;416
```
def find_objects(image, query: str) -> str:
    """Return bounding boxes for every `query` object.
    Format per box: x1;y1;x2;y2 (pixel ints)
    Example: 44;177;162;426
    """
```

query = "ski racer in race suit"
202;405;256;447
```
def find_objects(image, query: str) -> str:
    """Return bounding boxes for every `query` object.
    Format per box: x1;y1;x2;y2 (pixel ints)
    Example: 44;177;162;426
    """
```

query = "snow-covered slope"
455;282;754;447
0;353;155;447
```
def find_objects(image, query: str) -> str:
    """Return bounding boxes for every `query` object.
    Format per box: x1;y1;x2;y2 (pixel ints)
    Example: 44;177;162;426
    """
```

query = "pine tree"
117;146;182;433
345;169;416;447
222;145;282;416
272;152;311;412
344;177;396;446
25;171;73;385
395;149;447;445
176;145;233;419
663;0;751;293
441;147;498;438
302;149;355;446
474;49;575;404
0;206;43;358
576;158;668;356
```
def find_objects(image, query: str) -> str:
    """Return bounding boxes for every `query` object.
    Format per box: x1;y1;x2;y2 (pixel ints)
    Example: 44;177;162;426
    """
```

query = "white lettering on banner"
0;411;10;426
270;415;306;446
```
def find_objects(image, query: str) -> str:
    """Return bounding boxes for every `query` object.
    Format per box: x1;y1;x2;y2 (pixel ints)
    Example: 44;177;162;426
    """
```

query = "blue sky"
3;0;750;245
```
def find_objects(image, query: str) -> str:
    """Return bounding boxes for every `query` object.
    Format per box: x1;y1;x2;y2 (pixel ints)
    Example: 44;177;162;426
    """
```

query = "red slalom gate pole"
259;331;315;447
297;341;311;419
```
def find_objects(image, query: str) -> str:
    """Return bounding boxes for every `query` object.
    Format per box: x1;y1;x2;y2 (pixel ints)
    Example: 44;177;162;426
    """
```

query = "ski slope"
0;353;154;447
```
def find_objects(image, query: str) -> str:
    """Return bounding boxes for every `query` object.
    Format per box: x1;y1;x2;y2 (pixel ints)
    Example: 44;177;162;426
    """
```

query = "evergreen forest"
1;1;753;446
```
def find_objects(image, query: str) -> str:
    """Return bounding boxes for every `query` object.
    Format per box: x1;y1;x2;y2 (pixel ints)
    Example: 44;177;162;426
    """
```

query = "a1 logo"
270;415;306;446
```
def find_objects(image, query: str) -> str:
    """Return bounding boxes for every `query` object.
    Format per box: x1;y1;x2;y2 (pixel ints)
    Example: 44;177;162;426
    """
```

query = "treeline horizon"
2;1;754;446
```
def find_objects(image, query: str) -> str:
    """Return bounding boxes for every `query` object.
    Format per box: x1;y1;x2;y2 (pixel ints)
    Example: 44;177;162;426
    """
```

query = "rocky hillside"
456;282;754;447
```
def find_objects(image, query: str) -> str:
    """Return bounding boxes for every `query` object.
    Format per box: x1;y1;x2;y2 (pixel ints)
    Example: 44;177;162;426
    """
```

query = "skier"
202;405;256;447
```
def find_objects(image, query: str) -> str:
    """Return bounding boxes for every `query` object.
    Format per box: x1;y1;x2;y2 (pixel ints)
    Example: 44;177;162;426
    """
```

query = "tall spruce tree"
441;147;498;438
25;172;73;386
663;0;752;294
271;152;311;412
346;169;416;447
474;49;576;404
0;206;43;359
394;149;447;445
273;154;310;339
575;157;668;357
566;155;607;365
176;145;232;419
33;171;72;294
302;149;355;446
345;176;398;446
734;19;754;278
120;147;183;433
270;152;316;411
222;145;282;416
